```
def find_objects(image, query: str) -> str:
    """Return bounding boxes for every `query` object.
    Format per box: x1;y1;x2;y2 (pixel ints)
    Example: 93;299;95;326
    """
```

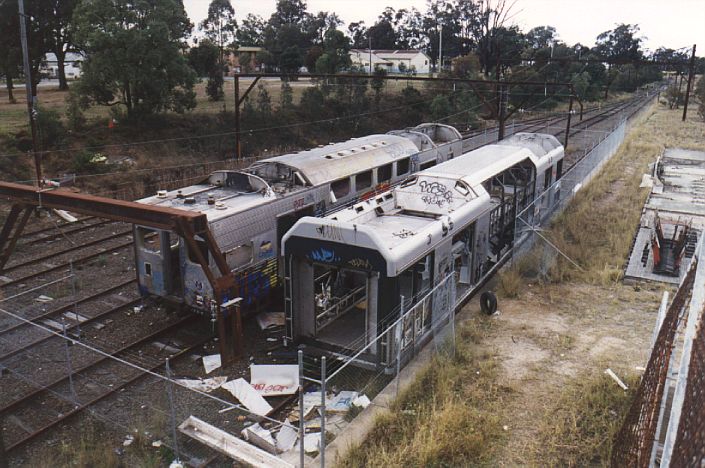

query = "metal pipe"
233;72;573;88
564;94;574;149
298;349;304;468
320;356;326;468
682;44;697;122
17;0;42;185
234;75;241;158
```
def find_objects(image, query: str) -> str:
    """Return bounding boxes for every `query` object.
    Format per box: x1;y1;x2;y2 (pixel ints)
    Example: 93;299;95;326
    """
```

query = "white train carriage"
282;133;563;362
133;124;463;312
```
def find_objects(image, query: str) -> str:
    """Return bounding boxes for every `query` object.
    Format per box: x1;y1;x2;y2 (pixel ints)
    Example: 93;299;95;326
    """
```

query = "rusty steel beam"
0;205;31;271
0;182;208;233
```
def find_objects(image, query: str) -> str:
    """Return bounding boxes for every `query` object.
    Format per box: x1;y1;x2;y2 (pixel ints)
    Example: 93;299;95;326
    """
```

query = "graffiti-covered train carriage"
282;133;563;365
133;124;463;313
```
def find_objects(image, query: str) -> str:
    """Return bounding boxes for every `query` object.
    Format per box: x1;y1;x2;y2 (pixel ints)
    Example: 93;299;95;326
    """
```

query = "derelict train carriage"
282;133;563;368
132;123;463;315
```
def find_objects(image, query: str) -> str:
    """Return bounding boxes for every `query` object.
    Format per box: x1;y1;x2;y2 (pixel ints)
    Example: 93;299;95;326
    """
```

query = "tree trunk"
5;75;15;103
56;49;68;90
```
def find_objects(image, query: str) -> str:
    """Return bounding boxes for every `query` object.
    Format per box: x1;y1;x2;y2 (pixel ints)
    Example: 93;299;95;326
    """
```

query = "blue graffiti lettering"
309;248;340;263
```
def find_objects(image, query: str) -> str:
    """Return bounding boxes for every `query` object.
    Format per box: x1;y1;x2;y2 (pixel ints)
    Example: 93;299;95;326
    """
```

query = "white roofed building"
349;49;431;74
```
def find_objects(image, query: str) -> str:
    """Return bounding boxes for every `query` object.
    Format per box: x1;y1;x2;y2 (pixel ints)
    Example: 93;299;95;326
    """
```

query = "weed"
338;321;507;467
527;368;638;467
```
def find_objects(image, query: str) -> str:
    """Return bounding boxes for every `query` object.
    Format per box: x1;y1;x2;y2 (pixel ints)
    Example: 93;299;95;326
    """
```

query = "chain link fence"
297;273;457;465
610;235;705;468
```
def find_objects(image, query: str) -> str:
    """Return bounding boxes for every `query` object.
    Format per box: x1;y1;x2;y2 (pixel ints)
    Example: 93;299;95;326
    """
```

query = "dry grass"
337;318;513;468
29;424;122;468
527;102;705;286
338;102;703;467
527;368;639;467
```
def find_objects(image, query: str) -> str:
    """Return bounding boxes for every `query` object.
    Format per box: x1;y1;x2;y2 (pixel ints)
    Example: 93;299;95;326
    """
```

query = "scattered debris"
202;354;221;374
256;312;285;330
63;312;88;322
179;416;293;468
221;379;273;416
352;394;371;409
327;391;358;413
605;368;629;390
175;377;227;393
639;173;654;188
35;295;53;303
133;305;144;314
290;392;327;422
123;435;134;447
242;423;278;454
41;318;65;331
303;433;320;454
151;440;163;448
276;420;298;453
153;341;181;354
53;209;77;223
250;364;299;396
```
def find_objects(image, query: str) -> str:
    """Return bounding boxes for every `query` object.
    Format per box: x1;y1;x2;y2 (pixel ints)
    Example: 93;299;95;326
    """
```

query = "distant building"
349;49;431;74
41;52;84;79
225;46;265;75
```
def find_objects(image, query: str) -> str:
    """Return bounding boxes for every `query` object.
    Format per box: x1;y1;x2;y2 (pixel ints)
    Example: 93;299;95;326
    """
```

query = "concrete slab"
624;148;705;284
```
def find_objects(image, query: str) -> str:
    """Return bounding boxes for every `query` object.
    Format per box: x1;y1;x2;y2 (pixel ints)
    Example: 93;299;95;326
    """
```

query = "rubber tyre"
480;291;498;315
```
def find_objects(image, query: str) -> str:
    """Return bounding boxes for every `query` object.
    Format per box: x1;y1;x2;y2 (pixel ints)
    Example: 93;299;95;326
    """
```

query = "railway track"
0;89;655;460
0;237;134;289
0;279;139;361
2;315;207;452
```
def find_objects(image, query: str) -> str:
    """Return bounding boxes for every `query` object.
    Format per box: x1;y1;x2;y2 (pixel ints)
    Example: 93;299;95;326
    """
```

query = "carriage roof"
253;134;419;186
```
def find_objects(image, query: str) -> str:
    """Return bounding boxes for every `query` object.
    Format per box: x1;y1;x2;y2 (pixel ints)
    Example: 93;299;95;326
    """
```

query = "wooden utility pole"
234;75;240;159
564;94;574;149
18;0;42;186
682;44;697;122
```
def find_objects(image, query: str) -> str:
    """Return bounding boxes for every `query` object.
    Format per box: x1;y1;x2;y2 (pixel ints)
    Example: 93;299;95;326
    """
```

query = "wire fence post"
69;262;81;337
396;296;405;397
298;349;305;468
449;277;456;359
0;406;7;468
62;320;76;404
320;356;326;468
165;358;180;464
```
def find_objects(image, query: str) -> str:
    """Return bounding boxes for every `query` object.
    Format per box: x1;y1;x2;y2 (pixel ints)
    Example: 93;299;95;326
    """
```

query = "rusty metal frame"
0;204;32;271
0;181;243;363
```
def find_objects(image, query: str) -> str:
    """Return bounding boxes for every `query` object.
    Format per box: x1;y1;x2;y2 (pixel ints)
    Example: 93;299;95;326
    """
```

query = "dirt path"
467;282;664;466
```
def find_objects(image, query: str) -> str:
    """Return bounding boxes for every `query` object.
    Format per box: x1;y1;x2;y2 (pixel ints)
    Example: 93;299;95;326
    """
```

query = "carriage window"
137;227;161;253
543;168;552;190
420;160;436;170
187;238;209;264
378;163;393;183
396;158;410;176
455;181;473;197
331;178;351;198
355;170;372;190
556;160;563;181
225;244;253;270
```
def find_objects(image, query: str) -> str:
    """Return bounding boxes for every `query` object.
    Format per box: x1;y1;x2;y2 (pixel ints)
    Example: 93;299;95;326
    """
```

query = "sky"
183;0;704;53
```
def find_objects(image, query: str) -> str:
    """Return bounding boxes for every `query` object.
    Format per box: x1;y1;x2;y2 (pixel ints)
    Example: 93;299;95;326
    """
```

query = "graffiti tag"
316;224;345;241
393;229;414;239
419;180;453;207
258;240;274;259
348;258;373;270
309;248;340;263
